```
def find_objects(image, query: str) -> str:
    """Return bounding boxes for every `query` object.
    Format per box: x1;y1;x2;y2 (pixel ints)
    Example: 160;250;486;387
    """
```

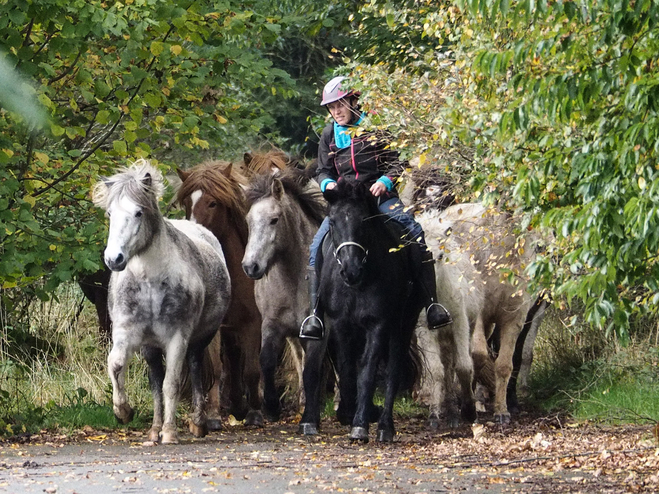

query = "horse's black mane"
245;168;327;225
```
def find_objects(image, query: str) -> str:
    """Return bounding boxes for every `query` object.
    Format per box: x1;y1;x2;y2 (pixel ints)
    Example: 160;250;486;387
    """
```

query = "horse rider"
299;75;452;340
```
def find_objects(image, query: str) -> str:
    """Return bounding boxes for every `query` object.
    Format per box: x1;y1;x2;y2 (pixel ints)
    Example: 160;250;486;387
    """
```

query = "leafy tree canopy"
0;0;316;313
346;0;659;339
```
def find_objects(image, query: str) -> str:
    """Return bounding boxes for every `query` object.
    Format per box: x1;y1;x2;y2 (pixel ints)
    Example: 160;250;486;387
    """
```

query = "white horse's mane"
92;159;165;210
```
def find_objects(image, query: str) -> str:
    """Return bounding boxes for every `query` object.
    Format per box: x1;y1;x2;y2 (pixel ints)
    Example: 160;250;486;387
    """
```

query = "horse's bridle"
333;241;368;266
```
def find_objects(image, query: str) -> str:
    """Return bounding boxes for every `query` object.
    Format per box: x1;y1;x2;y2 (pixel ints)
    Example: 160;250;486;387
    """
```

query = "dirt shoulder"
0;413;657;493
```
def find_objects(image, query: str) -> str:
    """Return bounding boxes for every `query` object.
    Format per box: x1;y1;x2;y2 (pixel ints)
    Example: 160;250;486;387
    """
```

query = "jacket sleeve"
316;124;338;188
376;131;407;187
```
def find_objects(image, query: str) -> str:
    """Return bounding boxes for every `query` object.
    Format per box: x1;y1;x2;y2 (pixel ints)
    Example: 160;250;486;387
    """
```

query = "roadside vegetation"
1;0;658;437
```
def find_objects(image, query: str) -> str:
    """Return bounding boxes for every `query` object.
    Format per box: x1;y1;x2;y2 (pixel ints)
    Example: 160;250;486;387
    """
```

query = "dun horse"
416;203;540;426
320;180;424;442
176;160;263;426
93;161;231;444
241;168;327;423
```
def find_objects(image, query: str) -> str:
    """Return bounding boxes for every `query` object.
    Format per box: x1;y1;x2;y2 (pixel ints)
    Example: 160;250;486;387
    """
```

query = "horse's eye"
270;217;279;225
208;201;217;208
135;210;143;218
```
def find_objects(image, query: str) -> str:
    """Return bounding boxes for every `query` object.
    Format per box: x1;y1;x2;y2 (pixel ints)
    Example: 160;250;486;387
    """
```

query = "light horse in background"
416;203;540;426
176;160;264;426
241;168;327;422
93;161;231;444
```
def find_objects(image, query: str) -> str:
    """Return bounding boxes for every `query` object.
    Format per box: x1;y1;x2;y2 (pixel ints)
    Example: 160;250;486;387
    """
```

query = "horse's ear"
323;187;339;205
243;153;253;169
142;172;152;188
271;178;284;200
222;162;233;178
177;168;190;182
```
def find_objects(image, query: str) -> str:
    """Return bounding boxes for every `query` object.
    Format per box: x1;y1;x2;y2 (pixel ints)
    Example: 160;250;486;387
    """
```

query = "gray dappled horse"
241;169;327;424
416;203;540;426
93;161;231;444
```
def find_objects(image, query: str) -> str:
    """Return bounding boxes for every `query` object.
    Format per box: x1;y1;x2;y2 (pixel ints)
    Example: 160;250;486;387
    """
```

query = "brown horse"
176;160;264;427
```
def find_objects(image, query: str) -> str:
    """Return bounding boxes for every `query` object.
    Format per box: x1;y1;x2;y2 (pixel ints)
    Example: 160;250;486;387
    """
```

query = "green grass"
0;282;153;436
527;307;659;425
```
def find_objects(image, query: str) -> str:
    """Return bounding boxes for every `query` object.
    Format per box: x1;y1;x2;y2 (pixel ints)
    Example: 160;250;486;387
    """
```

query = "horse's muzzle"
242;261;265;280
340;266;364;287
105;253;127;272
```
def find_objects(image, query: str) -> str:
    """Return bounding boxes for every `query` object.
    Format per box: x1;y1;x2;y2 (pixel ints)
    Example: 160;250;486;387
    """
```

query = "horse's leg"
471;318;495;409
453;318;477;424
377;328;406;443
493;322;523;424
299;336;328;435
260;320;286;422
242;329;264;427
223;332;249;420
142;346;165;442
187;339;211;438
332;328;358;427
350;325;384;443
205;332;223;431
286;337;306;411
160;333;187;444
107;337;135;425
437;325;460;428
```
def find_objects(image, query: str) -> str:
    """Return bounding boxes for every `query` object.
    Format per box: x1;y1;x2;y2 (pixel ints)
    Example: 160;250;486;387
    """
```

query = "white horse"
416;203;540;426
93;160;231;444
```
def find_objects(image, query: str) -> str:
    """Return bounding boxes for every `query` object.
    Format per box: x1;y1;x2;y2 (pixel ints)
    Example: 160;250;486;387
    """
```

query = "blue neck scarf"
333;112;365;149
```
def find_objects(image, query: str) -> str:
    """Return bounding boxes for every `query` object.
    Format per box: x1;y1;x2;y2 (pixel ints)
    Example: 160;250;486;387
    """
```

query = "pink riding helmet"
320;76;360;106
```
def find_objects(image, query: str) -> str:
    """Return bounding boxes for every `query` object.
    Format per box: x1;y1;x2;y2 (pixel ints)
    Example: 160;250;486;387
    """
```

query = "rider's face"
327;97;358;126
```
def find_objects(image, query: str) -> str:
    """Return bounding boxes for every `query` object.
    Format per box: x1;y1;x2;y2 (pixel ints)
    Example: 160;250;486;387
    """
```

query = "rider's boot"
416;246;452;329
299;266;324;340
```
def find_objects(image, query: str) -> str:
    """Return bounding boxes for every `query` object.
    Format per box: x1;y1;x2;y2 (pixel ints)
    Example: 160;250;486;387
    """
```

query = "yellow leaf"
639;176;647;190
170;44;182;56
23;195;36;207
34;152;49;165
216;114;228;124
2;281;17;289
49;244;57;251
2;148;14;158
418;153;427;167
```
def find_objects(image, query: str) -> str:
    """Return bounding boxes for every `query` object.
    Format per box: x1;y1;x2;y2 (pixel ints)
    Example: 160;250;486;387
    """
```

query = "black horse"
317;179;424;443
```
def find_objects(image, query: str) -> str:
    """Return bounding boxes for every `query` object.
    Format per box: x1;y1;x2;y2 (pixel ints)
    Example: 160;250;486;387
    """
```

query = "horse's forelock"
94;160;164;211
176;161;247;215
246;168;325;223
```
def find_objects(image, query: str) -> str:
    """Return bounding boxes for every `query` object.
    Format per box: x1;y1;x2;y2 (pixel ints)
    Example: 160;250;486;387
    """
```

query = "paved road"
0;419;649;493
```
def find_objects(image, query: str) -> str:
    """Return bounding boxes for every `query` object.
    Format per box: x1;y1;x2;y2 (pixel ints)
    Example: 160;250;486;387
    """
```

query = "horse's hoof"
494;413;511;425
189;421;208;438
349;426;369;443
428;414;440;430
376;429;394;443
245;410;264;427
206;417;223;431
160;427;179;444
447;416;460;429
148;426;161;442
298;422;318;436
113;404;134;425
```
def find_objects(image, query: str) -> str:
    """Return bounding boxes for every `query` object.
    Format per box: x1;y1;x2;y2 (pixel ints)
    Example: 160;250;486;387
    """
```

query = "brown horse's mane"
242;148;307;177
245;168;326;225
176;160;249;219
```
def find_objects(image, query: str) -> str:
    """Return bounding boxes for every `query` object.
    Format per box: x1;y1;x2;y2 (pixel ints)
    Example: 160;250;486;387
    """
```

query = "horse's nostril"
116;253;124;265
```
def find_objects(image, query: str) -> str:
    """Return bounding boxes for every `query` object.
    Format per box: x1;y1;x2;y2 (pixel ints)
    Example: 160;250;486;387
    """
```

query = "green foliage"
347;0;659;338
0;0;303;324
